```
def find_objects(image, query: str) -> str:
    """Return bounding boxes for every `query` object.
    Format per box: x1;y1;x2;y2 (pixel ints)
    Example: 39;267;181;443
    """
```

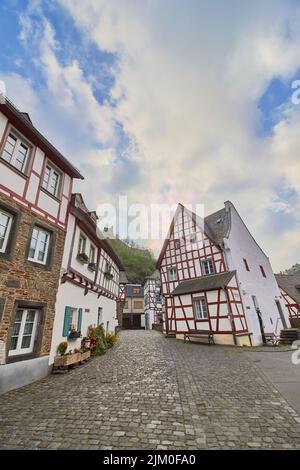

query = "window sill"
25;259;51;271
40;186;61;203
0;157;28;179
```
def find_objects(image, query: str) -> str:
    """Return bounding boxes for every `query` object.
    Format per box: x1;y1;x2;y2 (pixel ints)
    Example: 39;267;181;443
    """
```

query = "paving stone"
0;330;300;450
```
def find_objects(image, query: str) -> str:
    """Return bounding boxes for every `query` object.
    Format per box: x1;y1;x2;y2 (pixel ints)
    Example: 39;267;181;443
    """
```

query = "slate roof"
171;271;236;296
204;208;231;245
275;274;300;304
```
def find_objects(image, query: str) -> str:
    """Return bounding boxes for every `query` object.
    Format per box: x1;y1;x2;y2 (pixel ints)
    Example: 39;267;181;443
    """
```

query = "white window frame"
168;267;177;282
0;209;13;253
42;162;61;198
28;226;51;265
78;234;86;255
89;244;96;263
8;308;39;356
202;258;214;275
1;131;30;173
194;297;208;320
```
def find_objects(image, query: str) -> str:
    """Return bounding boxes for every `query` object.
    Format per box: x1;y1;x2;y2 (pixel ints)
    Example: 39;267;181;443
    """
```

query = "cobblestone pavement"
1;330;300;450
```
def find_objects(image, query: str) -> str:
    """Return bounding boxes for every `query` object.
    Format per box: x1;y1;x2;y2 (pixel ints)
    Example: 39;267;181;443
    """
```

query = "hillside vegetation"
108;239;156;284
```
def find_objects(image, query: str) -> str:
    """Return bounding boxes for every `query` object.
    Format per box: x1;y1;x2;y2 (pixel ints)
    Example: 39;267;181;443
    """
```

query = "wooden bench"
184;330;214;345
263;332;279;346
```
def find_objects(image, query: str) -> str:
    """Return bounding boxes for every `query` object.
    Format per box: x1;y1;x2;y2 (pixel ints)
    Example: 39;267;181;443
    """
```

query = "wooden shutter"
63;307;73;337
77;308;83;333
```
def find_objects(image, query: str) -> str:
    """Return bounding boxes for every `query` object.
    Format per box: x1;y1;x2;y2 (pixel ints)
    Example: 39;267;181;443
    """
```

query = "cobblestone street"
1;330;300;450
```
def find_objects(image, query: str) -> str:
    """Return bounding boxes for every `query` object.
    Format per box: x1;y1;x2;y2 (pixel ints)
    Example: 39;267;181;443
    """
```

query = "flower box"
54;352;81;367
80;350;91;361
68;331;81;340
77;252;89;263
88;262;97;271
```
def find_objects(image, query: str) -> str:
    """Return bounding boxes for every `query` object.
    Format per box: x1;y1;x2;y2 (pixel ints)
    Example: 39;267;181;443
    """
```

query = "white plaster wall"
224;202;290;345
50;281;118;364
70;224;98;281
32;148;45;175
0;161;26;195
25;174;40;204
0;112;8;141
38;190;59;218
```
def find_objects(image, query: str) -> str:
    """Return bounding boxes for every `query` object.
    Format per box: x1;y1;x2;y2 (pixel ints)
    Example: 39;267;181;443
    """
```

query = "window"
62;307;82;337
9;309;39;356
105;261;112;273
194;297;208;320
243;258;250;271
144;294;149;305
124;301;128;309
133;287;140;293
174;239;180;250
0;209;13;253
1;132;30;173
28;227;50;265
260;265;266;278
168;267;177;281
190;233;196;243
78;234;86;255
89;245;96;263
156;292;162;303
134;300;143;309
97;307;103;326
202;259;214;275
42;164;60;197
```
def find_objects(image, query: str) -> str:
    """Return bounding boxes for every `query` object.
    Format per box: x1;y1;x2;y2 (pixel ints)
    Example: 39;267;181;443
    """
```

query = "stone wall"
0;193;65;364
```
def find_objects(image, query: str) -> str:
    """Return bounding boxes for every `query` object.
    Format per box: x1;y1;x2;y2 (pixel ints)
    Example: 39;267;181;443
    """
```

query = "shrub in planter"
57;341;68;356
106;332;117;348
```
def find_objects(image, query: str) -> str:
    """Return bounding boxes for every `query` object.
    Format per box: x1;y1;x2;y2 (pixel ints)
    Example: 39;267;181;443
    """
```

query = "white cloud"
5;0;300;269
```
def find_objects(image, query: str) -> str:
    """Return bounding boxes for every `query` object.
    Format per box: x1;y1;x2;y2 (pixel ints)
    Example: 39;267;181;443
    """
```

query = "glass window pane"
12;321;21;336
21;335;31;349
26;310;35;322
10;336;18;350
15;310;23;321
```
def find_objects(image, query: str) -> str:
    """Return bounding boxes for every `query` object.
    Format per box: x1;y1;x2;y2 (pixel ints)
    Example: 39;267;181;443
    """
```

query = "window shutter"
63;307;73;337
77;308;83;333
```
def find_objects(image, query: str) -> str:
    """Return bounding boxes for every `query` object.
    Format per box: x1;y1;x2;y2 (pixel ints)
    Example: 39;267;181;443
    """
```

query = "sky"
0;0;300;271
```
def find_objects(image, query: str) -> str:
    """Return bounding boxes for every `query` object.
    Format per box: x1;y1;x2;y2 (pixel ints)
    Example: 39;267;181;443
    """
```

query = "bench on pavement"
184;330;214;345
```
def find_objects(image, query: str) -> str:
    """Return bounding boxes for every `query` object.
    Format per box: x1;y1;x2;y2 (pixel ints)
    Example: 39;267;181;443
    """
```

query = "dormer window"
42;163;61;198
202;258;214;275
1;131;30;173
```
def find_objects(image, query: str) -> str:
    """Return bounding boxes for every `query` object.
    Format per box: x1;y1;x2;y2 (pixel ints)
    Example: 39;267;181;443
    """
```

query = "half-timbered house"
275;274;300;324
49;193;125;363
122;284;145;329
156;202;290;346
144;270;163;329
0;98;83;393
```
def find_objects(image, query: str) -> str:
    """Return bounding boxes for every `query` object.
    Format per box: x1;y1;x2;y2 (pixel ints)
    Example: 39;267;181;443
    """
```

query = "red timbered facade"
157;204;251;346
275;274;300;319
144;270;163;329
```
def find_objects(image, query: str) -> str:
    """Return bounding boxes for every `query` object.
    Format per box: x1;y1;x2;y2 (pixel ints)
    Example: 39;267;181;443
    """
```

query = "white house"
144;270;163;330
49;193;125;364
156;202;290;346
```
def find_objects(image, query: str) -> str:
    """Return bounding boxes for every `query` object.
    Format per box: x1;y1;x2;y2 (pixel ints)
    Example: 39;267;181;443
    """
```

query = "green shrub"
106;332;117;348
93;324;108;356
57;341;68;356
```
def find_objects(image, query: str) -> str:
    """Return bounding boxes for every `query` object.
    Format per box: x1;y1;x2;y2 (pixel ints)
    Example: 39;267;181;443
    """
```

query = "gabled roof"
70;193;124;271
171;271;236;296
1;98;83;179
156;203;231;268
275;274;300;304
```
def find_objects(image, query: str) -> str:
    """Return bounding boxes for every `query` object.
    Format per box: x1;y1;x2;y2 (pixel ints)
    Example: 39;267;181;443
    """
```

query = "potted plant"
88;262;97;271
77;252;89;263
68;324;81;339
